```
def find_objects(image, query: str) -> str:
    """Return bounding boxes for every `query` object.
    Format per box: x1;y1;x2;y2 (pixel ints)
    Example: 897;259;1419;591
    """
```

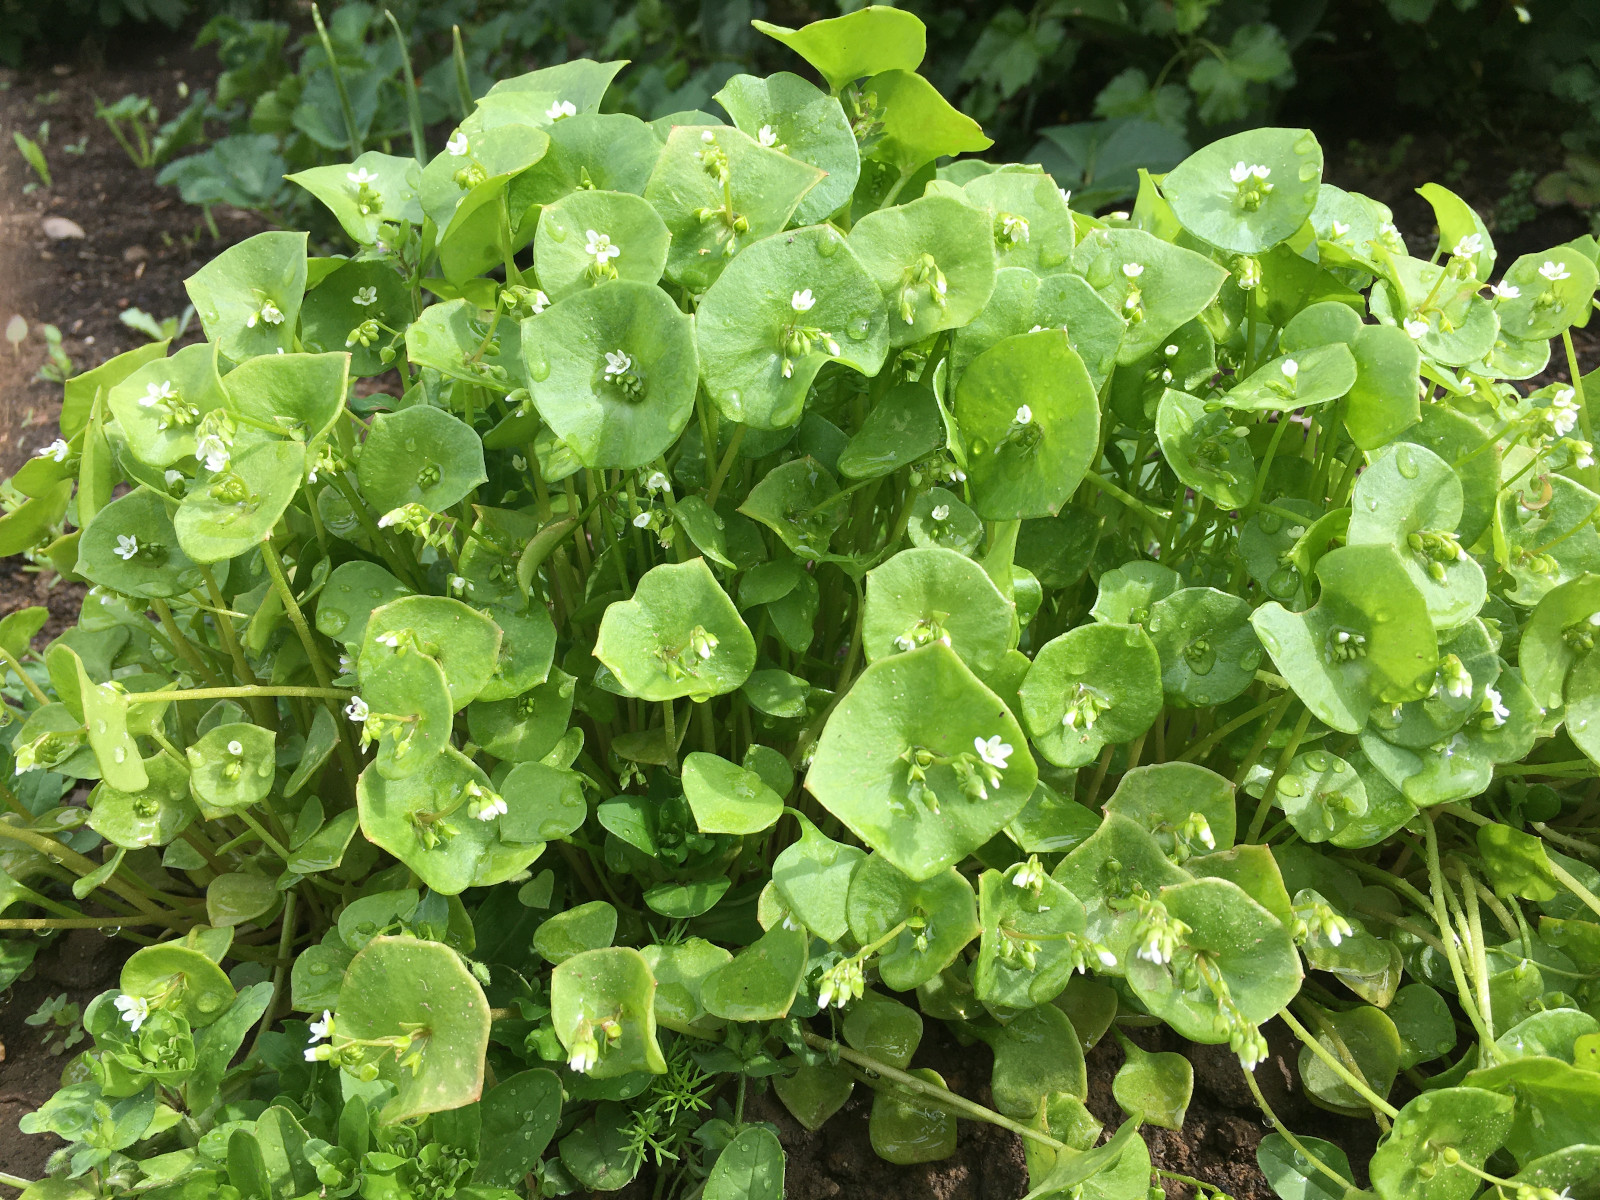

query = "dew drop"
317;609;349;635
529;357;551;382
1259;512;1282;534
196;993;223;1014
1395;445;1419;479
847;316;872;341
1298;161;1319;182
1277;777;1304;798
1306;751;1330;771
816;235;840;258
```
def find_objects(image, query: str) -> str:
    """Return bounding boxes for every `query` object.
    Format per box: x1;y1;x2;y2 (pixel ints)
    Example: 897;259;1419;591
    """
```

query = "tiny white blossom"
1281;358;1299;380
377;631;401;648
1404;317;1429;339
114;993;150;1032
353;286;378;307
1012;859;1045;889
646;471;671;492
347;167;379;187
604;349;633;380
701;130;715;143
247;300;284;329
1550;387;1580;437
474;793;508;820
198;433;231;474
1164;344;1179;356
345;696;369;722
791;288;815;313
1491;280;1520;300
531;290;550;314
114;534;139;561
1484;685;1510;726
632;511;651;528
1058;187;1071;204
1540;260;1572;281
308;1011;334;1042
1330;220;1350;238
1097;949;1118;967
36;438;70;462
1122;262;1144;278
1230;161;1251;184
164;469;184;488
975;734;1012;770
446;131;470;157
140;379;176;407
1015;404;1033;425
512;455;528;472
568;1041;598;1072
757;124;778;147
585;229;620;265
931;504;950;521
546;99;577;121
227;739;244;756
1452;233;1484;258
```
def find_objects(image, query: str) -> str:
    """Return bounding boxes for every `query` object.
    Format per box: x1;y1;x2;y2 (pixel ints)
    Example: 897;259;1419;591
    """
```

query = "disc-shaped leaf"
682;752;783;835
521;280;697;468
940;169;1076;276
175;440;305;564
594;559;756;701
644;125;824;292
837;382;944;480
1124;877;1301;1043
1297;1002;1401;1113
849;193;995;347
974;867;1088;1009
1113;1038;1193;1130
122;943;235;1028
356;405;486;516
1073;226;1229;363
699;925;808;1021
715;72;859;226
77;487;202;598
105;342;226;467
357;749;514;894
907;487;983;554
863;547;1015;674
1274;749;1369;843
1369;1087;1513;1200
858;70;991;176
1104;762;1237;855
1091;561;1183;626
224;351;349;447
845;853;979;990
1256;1134;1353;1200
989;1003;1088;1117
184;231;307;361
1493;249;1599;341
1345;323;1422;450
704;1125;785;1200
752;9;926;91
187;722;275;810
696;223;888;430
314;560;411;647
1496;474;1600;608
1019;622;1163;768
299;259;411;377
771;813;864;942
88;754;194;850
1146;587;1260;707
954;330;1099;520
1226;344;1356;412
361;595;503;710
287;151;423;246
807;643;1036;881
337;935;491;1124
509;112;662;208
1252;544;1439;733
475;1070;563;1187
360;646;454;779
1156;387;1256;509
533;190;670;299
1162;127;1323;254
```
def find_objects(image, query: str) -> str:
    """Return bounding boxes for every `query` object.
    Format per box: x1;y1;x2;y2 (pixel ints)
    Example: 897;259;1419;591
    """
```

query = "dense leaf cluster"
5;7;1600;1200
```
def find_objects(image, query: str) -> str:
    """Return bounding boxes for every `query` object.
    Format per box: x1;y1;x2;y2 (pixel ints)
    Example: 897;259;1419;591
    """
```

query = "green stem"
1246;705;1311;842
1421;813;1494;1046
1564;329;1600;492
385;9;427;162
312;3;364;161
0;644;49;707
451;26;474;118
1278;1008;1399;1119
1084;470;1169;530
0;1172;36;1191
704;425;746;509
0;914;181;931
1240;1066;1357;1192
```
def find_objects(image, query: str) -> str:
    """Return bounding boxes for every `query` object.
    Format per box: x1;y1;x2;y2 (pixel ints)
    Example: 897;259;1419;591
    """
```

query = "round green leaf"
715;72;859;226
1162;127;1324;254
105;342;226;468
863;546;1015;674
360;594;503;711
356;404;486;517
699;925;808;1021
682;751;783;834
594;559;755;701
1156;387;1256;509
336;935;491;1124
533;190;670;299
77;487;202;598
175;440;306;564
807;642;1036;881
1112;1038;1193;1130
186;722;276;811
121;943;236;1028
845;854;979;991
1019;622;1163;769
849;192;996;347
1369;1087;1513;1200
1146;586;1260;707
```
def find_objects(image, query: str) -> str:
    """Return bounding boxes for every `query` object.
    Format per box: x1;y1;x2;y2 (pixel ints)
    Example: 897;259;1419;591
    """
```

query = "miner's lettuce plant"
5;6;1600;1200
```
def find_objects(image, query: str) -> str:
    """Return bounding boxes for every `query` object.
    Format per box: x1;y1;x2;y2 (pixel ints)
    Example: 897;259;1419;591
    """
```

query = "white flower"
646;471;671;492
36;438;70;462
632;511;650;528
1164;344;1179;356
1491;280;1520;300
1012;859;1045;889
1122;262;1144;278
353;286;378;307
114;993;150;1032
377;631;401;648
227;739;243;756
1452;233;1483;258
1015;405;1033;425
198;433;231;474
1058;187;1071;204
1251;164;1270;179
546;99;577;121
585;229;620;265
446;131;470;157
246;300;284;329
1097;949;1118;967
1575;439;1596;468
975;734;1012;770
701;130;716;143
757;124;778;147
308;1010;334;1042
1515;4;1530;21
164;469;184;488
1230;161;1251;184
603;349;633;380
140;379;176;407
114;534;139;561
1136;933;1168;965
1281;358;1299;380
474;793;508;821
1330;220;1350;238
531;290;550;314
1484;685;1510;726
930;504;950;521
568;1040;599;1073
345;696;369;722
347;167;379;187
1404;317;1429;339
791;288;815;313
1550;387;1580;437
1540;260;1572;281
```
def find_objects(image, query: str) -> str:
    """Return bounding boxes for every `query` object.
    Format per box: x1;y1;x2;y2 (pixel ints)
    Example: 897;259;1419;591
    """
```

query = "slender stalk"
704;425;746;508
385;9;427;161
1246;704;1312;842
0;822;167;916
1278;1008;1399;1119
1420;813;1493;1045
0;914;182;930
153;598;223;686
248;891;299;1059
0;645;49;706
451;26;473;118
1240;1066;1357;1192
126;685;350;704
312;3;364;160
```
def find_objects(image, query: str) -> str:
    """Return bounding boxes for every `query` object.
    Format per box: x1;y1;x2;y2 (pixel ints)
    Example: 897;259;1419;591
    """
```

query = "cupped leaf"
1073;226;1229;364
594;559;756;701
953;330;1100;521
77;487;202;599
848;192;996;347
807;642;1036;881
858;70;991;177
174;440;306;564
715;72;860;225
863;546;1015;674
288;151;422;245
533;190;671;299
1018;622;1163;769
682;752;783;835
696;224;887;430
1162;127;1323;254
360;594;503;710
356;404;487;516
522;280;698;468
1104;762;1236;856
1146;587;1260;707
1368;1087;1513;1200
336;935;491;1123
845;853;979;990
699;925;808;1021
105;342;225;467
753;9;926;91
1156;387;1256;509
184;231;307;361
